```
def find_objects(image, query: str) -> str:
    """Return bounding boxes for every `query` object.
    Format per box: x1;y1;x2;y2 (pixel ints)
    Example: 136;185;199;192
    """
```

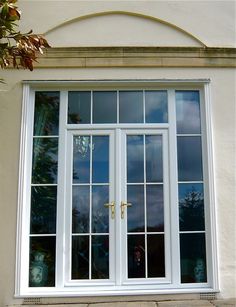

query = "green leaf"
0;4;9;17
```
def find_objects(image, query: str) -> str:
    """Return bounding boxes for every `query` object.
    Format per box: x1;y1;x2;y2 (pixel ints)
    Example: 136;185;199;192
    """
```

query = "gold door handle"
104;201;115;219
121;201;132;219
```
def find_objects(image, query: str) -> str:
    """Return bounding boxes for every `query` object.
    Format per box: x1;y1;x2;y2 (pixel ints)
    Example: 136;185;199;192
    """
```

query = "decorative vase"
29;251;48;287
194;258;205;282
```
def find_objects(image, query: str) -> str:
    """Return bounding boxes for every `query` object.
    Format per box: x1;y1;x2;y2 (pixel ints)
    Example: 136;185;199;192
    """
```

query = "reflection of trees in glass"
72;236;89;279
92;236;109;279
179;188;205;231
72;207;89;233
32;138;58;184
34;92;60;136
31;186;57;234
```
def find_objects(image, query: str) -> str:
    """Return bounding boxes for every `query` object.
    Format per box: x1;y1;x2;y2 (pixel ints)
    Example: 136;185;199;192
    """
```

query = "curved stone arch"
44;10;207;47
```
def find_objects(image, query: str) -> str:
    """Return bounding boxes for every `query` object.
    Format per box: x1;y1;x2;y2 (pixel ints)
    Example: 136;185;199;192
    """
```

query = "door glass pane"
146;185;164;232
32;138;58;184
128;235;145;278
177;136;203;181
92;235;109;279
73;136;91;183
72;236;89;279
147;234;165;277
179;183;205;231
145;91;168;123
127;135;144;183
29;236;56;287
30;186;57;234
93;91;117;123
92;185;109;233
34;92;60;136
146;135;163;182
176;91;201;134
119;91;143;123
92;136;109;183
68;91;91;124
72;186;90;233
127;185;145;232
180;233;207;283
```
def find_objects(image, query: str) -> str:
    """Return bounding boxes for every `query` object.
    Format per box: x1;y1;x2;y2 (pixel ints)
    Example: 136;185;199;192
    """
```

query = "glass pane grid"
68;90;169;125
71;134;110;281
127;134;165;279
29;91;60;288
175;90;207;284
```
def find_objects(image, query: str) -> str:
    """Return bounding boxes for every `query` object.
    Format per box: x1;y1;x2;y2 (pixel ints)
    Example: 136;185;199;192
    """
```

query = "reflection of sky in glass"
146;135;163;182
68;91;91;124
179;183;205;231
93;91;117;123
127;185;145;232
127;135;144;183
72;186;90;233
119;91;143;123
145;91;168;123
176;91;201;134
73;136;90;183
146;185;164;232
177;136;203;181
92;136;109;183
92;185;109;233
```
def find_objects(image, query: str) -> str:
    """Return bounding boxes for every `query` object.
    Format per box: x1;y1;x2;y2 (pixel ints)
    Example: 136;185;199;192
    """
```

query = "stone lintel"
33;47;236;68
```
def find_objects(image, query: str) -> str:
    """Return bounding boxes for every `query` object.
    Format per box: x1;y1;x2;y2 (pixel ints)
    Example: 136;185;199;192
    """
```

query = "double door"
66;128;170;287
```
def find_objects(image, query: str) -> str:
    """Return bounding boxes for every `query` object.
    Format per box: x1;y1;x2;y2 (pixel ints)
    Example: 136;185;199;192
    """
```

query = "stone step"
6;299;236;307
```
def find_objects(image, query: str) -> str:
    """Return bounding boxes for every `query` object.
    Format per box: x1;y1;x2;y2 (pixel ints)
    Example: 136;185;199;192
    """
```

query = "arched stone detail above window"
44;11;206;48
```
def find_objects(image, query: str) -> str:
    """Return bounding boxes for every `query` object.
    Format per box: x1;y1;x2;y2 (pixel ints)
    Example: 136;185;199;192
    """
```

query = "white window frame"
15;80;219;297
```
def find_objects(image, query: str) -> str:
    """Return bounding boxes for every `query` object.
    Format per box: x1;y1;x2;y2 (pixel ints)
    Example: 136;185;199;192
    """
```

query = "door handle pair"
104;201;132;219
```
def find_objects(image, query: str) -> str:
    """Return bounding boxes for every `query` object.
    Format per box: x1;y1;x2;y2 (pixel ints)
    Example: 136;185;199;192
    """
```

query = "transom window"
16;83;217;296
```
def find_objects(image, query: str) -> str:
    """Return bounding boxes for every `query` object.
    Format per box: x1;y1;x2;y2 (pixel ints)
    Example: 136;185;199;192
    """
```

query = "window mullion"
168;89;180;286
56;90;68;288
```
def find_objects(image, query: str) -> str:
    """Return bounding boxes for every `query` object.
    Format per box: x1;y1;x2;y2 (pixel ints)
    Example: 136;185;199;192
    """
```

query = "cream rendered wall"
0;68;235;306
17;0;236;47
0;0;236;306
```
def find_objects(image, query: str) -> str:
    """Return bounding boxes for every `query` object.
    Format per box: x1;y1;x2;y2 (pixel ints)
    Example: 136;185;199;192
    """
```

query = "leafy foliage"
0;0;50;71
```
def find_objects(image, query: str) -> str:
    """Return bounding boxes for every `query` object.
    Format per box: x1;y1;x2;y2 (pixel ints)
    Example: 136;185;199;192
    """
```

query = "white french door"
65;128;170;288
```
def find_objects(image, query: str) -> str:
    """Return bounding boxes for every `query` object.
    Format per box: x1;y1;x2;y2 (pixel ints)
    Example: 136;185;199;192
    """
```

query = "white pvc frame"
15;80;219;297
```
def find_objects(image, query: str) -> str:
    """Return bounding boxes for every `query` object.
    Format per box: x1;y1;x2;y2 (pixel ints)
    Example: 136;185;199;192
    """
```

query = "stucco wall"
0;1;236;306
17;0;236;47
0;67;235;306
